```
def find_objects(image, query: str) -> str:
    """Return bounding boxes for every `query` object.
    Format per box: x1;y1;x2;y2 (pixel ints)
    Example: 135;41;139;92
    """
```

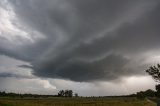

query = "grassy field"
0;97;156;106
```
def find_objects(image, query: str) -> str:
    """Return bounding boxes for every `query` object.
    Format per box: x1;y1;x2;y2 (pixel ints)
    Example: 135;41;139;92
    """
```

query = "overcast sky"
0;0;160;96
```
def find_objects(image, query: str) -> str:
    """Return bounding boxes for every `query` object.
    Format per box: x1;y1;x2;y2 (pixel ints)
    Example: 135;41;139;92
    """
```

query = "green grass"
0;97;156;106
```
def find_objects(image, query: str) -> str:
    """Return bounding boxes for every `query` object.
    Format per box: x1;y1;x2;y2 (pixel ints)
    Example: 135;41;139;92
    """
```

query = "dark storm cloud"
32;54;130;81
1;0;160;81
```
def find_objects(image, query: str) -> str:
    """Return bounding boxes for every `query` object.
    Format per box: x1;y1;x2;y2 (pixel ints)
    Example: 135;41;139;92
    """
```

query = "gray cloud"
18;64;33;69
33;54;130;81
0;72;34;79
0;0;160;82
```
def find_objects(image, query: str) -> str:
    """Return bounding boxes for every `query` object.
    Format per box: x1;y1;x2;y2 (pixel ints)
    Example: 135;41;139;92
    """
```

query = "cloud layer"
0;0;160;82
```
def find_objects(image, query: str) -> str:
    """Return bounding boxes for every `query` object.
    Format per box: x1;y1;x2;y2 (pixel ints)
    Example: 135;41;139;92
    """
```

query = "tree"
136;91;145;100
146;64;160;97
156;84;160;97
146;64;160;82
58;90;65;97
64;90;73;97
144;89;155;97
64;90;69;97
68;90;73;97
74;93;78;97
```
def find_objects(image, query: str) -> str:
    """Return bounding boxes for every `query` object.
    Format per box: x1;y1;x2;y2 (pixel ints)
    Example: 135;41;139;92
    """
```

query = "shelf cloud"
0;0;160;82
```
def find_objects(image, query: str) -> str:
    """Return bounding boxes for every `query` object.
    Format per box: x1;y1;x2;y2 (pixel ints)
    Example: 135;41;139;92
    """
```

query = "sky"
0;0;160;96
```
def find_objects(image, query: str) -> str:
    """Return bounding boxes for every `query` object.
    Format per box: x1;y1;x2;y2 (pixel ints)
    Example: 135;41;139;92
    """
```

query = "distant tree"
64;90;69;97
74;93;78;97
136;91;145;100
58;90;73;97
64;90;73;97
58;90;65;97
68;90;73;97
144;89;155;97
0;91;6;96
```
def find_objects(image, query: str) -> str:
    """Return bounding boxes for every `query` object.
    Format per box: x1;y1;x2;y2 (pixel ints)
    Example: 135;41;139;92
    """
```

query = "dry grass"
0;97;156;106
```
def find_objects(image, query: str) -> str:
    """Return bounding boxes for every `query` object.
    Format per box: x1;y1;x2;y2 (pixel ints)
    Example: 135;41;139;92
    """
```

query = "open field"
0;97;156;106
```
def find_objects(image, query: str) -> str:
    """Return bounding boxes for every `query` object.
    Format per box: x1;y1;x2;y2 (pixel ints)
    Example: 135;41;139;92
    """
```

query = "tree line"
0;91;57;98
0;90;78;98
